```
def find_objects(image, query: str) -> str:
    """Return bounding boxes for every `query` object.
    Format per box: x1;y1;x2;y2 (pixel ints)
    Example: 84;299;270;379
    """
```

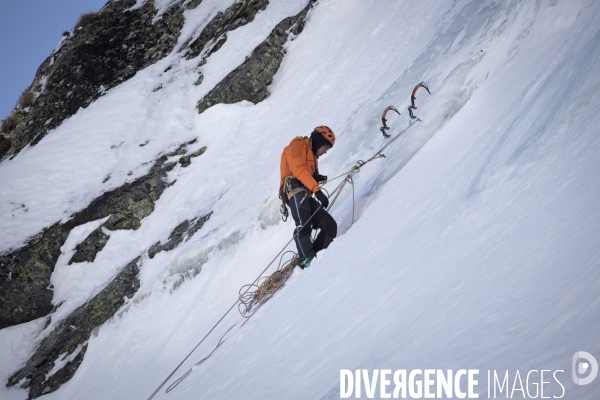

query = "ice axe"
407;82;431;119
380;105;401;138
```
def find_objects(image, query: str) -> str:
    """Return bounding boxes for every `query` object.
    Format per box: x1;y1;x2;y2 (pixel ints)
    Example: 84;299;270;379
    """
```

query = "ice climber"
279;126;338;269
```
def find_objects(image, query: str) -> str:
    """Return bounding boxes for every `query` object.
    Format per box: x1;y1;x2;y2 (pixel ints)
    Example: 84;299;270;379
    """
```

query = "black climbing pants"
284;189;337;260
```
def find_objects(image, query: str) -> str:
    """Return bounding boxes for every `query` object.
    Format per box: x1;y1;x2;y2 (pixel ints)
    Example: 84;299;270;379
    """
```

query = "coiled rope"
238;250;298;318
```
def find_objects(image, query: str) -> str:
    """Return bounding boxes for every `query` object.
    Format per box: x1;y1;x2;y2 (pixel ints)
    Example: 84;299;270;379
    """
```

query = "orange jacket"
280;137;320;193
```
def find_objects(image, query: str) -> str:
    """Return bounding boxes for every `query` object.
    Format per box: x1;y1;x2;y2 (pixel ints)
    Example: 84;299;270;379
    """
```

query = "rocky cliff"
0;0;316;398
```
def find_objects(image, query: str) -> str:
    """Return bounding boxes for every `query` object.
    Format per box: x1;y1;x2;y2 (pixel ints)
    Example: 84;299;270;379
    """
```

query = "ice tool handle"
380;105;401;138
408;82;431;119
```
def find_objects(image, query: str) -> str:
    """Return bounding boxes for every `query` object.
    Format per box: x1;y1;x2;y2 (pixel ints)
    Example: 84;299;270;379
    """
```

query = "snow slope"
1;0;599;399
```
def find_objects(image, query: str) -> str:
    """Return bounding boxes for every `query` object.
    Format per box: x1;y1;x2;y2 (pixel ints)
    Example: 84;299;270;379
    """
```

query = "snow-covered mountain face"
1;0;599;399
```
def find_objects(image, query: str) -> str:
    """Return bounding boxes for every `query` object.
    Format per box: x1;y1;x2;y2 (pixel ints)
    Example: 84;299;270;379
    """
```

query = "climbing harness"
407;82;430;119
280;176;310;221
147;81;431;399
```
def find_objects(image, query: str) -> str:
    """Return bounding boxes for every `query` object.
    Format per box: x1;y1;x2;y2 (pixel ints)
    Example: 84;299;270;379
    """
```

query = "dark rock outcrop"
68;155;173;231
0;0;322;397
3;139;210;396
197;0;316;114
0;0;187;162
0;147;192;329
148;213;212;258
179;145;207;167
7;257;141;399
186;0;203;10
0;135;10;159
0;224;67;329
68;226;110;264
183;0;269;62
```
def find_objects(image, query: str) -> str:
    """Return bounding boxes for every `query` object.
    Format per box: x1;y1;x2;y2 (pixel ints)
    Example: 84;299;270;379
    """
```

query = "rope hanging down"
165;324;236;393
163;250;305;395
148;81;431;399
146;207;322;400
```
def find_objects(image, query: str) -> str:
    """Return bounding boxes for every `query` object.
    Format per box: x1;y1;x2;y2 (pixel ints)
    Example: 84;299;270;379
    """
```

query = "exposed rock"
68;226;110;264
179;155;192;167
0;135;11;160
7;257;141;399
148;213;212;258
166;138;198;157
69;156;173;231
186;0;203;10
172;143;206;168
1;0;187;162
0;113;21;133
189;146;207;158
197;0;316;114
178;145;206;167
170;146;188;157
0;224;67;329
0;144;207;329
183;0;269;62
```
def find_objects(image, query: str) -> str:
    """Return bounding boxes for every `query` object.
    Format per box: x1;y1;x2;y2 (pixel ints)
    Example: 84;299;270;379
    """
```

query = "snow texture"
1;0;599;399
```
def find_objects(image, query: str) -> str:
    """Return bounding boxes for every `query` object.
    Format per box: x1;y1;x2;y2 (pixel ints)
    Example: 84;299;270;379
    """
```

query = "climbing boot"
299;258;311;269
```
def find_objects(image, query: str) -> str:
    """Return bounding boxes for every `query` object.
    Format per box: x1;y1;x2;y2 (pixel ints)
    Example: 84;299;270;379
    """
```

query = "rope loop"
238;251;298;318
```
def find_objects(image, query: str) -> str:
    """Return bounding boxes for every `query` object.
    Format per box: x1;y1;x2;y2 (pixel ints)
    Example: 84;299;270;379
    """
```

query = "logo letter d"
572;351;598;385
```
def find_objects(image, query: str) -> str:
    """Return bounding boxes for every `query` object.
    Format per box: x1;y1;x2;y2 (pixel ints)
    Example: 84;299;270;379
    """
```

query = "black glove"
313;173;328;183
315;190;329;209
